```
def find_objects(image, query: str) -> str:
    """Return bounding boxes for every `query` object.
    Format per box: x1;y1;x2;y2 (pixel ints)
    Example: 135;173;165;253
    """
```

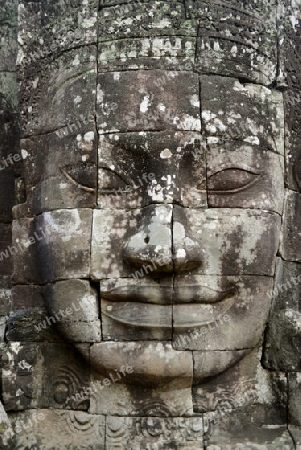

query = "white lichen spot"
74;95;82;104
190;94;200;108
243;136;260;145
113;72;120;80
72;55;80;66
97;88;104;103
76;134;82;141
158;103;166;111
84;131;94;142
140;95;151;113
21;149;29;159
176;248;186;259
160;149;172;159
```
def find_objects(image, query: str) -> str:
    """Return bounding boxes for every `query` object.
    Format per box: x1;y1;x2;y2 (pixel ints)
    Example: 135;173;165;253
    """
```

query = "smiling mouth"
100;282;237;329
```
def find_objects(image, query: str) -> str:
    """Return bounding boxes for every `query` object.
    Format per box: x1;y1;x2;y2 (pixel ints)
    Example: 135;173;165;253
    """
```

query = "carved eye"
99;167;128;193
208;168;260;194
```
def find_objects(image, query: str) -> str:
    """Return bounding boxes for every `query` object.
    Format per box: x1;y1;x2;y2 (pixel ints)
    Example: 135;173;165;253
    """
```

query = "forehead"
97;70;284;154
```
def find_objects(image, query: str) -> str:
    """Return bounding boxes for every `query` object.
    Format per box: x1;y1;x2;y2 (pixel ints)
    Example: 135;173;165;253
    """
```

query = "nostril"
144;236;150;244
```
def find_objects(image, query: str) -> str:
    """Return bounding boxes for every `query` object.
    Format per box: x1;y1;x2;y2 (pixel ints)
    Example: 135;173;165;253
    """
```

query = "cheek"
175;208;281;276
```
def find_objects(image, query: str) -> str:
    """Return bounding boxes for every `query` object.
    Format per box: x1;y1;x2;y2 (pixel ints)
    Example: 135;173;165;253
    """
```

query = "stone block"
11;285;45;311
105;415;203;449
17;0;98;70
36;209;92;283
10;409;105;450
2;342;91;412
6;309;62;343
101;298;172;341
190;0;277;85
98;131;206;209
173;275;272;352
289;372;301;428
98;37;196;71
0;224;12;277
194;348;287;424
12;218;44;284
263;259;301;371
280;190;301;262
201;76;284;155
207;143;284;214
98;1;193;42
97;70;201;133
20;46;97;137
20;126;97;215
89;376;193;416
0;276;12;316
173;207;281;276
2;342;42;411
0;0;18;71
90;341;193;387
285;131;301;192
92;205;173;279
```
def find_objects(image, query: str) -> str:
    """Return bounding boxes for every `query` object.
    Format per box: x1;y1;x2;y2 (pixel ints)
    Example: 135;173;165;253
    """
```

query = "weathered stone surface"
105;415;203;449
18;0;98;70
101;299;172;341
2;342;90;411
263;259;301;371
36;209;92;283
194;349;288;427
4;0;301;447
201;76;284;155
190;0;277;85
280;190;301;262
289;372;301;428
10;409;105;450
173;207;281;276
97;70;201;133
2;342;42;411
19;127;97;215
99;1;194;41
278;0;301;193
0;0;18;71
193;350;246;382
92;205;174;279
0;399;14;449
44;279;101;343
12;218;45;284
11;285;44;311
205;425;294;449
98;4;196;72
207;143;284;214
89;377;194;416
90;342;193;387
20;46;97;137
6;309;61;343
0;276;12;316
0;224;12;276
39;344;90;410
98;131;206;210
173;275;272;353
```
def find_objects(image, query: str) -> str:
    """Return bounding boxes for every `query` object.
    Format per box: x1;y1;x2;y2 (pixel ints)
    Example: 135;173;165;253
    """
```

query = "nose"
123;204;202;275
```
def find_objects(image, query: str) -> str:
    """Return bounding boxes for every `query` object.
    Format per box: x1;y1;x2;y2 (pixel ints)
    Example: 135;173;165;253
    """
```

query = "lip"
100;281;237;305
100;282;237;329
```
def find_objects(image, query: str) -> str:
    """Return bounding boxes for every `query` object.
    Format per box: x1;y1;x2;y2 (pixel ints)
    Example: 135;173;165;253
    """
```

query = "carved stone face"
27;67;284;386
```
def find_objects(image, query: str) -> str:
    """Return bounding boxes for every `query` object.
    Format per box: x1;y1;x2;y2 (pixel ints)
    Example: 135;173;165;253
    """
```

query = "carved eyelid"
207;164;261;178
208;166;262;194
98;166;129;185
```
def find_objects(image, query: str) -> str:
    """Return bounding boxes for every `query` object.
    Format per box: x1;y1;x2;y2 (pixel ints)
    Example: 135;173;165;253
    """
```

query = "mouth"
100;280;237;329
